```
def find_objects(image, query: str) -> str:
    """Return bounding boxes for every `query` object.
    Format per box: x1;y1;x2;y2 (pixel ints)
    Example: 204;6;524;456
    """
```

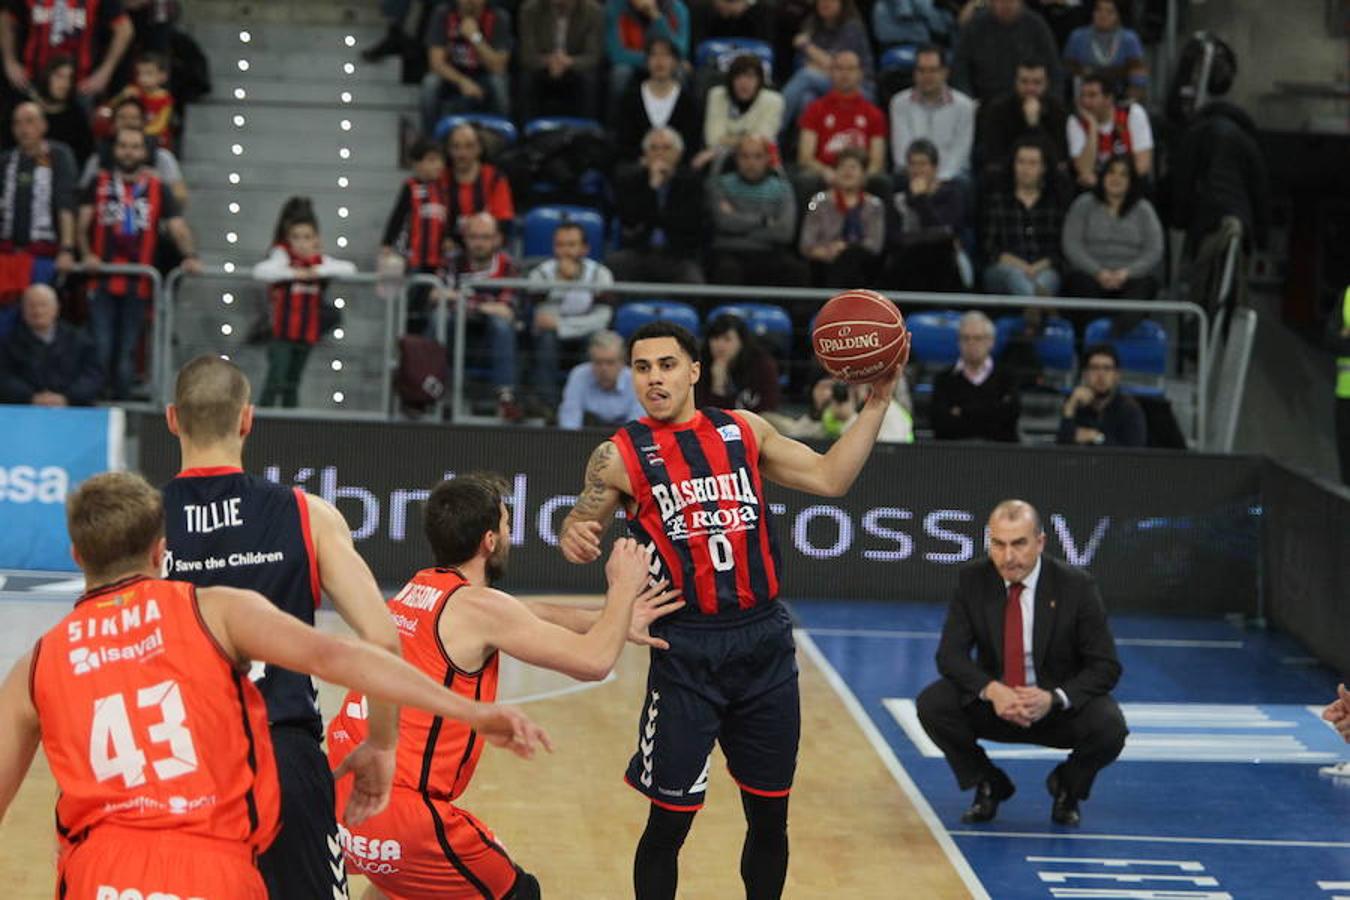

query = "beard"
485;547;508;583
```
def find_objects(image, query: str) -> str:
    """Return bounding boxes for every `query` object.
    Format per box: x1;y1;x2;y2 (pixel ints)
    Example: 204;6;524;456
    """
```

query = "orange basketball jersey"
330;568;498;800
31;575;281;854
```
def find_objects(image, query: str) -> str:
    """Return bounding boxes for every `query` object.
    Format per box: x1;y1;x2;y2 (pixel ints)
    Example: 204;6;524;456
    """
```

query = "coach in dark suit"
917;499;1126;826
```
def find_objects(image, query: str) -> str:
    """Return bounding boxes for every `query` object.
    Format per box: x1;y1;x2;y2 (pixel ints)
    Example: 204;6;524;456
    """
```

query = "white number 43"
89;680;199;788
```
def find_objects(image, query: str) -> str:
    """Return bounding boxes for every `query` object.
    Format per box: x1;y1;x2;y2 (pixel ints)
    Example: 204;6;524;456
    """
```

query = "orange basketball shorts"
334;783;521;900
57;827;266;899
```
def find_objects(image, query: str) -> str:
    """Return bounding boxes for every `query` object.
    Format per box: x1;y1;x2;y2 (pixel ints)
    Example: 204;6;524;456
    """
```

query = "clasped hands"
986;681;1054;728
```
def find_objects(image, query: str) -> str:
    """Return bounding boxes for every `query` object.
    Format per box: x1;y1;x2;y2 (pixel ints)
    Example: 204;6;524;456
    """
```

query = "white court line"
948;830;1350;850
795;630;990;900
507;671;616;705
804;627;1242;649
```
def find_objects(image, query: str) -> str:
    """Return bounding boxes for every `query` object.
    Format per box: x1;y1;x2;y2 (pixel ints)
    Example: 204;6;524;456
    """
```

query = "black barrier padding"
1261;461;1350;676
135;415;1263;616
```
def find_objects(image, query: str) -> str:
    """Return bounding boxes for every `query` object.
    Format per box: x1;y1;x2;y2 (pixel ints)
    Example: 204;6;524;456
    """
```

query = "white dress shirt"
1001;556;1071;709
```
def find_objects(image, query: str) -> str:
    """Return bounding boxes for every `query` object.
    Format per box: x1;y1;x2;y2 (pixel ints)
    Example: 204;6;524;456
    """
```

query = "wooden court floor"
0;598;969;898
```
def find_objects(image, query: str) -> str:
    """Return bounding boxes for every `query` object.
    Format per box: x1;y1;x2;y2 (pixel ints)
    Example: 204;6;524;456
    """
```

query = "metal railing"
162;266;403;412
462;276;1213;446
56;263;165;401
151;266;1218;447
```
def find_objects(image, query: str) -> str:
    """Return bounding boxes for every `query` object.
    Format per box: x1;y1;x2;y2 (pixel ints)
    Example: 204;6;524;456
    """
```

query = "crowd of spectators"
0;0;201;405
364;0;1219;441
0;0;1264;456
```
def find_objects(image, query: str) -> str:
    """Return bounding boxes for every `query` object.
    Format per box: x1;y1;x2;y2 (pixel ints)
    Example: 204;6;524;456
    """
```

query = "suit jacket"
517;0;604;73
935;555;1121;709
613;163;704;256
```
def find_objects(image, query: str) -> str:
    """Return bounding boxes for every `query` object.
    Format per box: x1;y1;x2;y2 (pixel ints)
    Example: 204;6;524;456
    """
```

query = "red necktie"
1003;582;1026;687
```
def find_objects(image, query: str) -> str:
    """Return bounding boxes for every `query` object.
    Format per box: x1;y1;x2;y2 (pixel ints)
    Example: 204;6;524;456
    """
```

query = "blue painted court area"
791;599;1350;900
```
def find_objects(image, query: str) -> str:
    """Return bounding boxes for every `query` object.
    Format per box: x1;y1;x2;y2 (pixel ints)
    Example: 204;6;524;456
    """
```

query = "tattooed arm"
559;440;632;564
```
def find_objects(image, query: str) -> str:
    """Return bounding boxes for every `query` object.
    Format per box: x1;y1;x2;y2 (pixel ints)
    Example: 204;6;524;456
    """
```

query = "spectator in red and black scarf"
77;125;198;399
0;0;135;101
380;138;448;334
252;199;356;409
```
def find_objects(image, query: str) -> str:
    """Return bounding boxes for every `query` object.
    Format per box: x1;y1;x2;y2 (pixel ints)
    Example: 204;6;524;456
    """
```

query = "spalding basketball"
811;289;907;384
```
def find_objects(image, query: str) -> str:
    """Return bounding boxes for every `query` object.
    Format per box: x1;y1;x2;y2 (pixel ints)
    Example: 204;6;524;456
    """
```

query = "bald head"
989;499;1042;534
21;283;58;333
987;499;1044;583
172;355;252;443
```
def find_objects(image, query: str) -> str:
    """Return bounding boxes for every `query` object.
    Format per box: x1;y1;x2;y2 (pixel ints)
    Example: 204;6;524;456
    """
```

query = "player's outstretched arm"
0;652;41;824
741;363;907;498
459;538;655;681
198;586;551;759
560;440;629;564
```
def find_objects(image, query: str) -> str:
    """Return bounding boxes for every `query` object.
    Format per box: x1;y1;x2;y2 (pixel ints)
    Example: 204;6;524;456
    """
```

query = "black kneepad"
505;868;541;900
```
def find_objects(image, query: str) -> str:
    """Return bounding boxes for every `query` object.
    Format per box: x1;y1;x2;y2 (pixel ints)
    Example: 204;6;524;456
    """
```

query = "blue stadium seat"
880;44;920;73
906;310;962;367
694;38;773;79
994;315;1077;373
613;301;701;340
0;304;16;342
433;113;518;145
523;116;605;137
706;303;794;356
521;206;606;261
1084;317;1168;395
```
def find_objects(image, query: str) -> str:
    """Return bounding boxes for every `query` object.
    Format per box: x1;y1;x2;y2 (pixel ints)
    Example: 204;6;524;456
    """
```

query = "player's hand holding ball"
811;289;910;387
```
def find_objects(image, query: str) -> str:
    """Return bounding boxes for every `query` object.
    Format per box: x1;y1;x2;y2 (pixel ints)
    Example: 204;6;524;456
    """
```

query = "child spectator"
107;52;174;150
379;138;449;334
252;199;356;408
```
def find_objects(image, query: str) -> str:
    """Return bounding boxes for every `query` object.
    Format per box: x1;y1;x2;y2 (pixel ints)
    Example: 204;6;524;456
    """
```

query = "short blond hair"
174;355;250;442
67;472;163;580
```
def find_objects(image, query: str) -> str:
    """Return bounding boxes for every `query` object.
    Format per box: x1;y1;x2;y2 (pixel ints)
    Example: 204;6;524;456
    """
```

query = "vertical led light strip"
330;32;359;406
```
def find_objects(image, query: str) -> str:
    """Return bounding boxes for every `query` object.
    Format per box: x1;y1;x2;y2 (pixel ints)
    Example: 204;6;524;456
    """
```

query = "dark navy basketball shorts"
624;602;801;810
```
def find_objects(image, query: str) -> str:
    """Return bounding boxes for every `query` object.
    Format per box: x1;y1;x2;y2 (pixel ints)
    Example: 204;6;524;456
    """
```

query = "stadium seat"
523;116;605;138
1084;317;1168;396
706;303;794;357
433;113;518;145
613;301;701;340
880;44;919;73
521;206;606;261
906;310;963;368
994;315;1077;381
694;38;773;78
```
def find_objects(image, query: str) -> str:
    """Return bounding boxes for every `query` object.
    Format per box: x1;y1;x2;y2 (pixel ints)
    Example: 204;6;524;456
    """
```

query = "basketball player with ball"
559;290;909;900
